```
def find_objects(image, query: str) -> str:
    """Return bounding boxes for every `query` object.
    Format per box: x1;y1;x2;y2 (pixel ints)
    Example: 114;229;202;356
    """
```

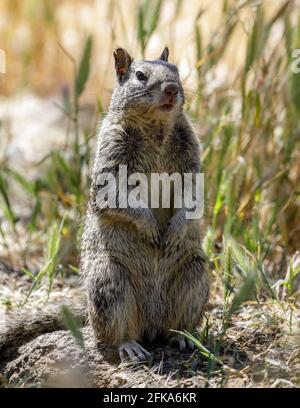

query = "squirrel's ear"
158;47;169;62
113;48;132;81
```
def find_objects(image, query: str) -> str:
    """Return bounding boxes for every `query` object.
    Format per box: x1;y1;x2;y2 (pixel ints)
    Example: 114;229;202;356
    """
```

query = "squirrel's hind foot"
119;340;152;363
169;335;195;352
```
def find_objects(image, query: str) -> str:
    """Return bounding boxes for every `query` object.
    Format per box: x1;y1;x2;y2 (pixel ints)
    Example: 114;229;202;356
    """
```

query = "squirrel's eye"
136;71;147;81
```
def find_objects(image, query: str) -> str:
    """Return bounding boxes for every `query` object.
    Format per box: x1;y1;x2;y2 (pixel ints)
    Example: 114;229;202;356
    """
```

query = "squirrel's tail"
0;299;88;355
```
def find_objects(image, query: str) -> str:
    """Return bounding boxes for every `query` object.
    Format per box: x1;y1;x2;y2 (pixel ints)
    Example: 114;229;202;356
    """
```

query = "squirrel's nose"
163;83;179;96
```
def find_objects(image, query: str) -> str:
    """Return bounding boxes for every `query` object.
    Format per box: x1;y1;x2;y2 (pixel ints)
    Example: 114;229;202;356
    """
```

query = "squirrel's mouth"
159;103;175;112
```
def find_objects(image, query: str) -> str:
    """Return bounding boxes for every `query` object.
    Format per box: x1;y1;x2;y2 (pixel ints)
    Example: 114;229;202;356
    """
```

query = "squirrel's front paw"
119;340;152;363
150;230;160;248
141;223;160;248
162;223;187;257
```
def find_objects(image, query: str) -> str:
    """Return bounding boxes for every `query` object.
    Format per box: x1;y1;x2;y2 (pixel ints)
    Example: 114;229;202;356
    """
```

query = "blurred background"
0;0;299;303
0;0;294;97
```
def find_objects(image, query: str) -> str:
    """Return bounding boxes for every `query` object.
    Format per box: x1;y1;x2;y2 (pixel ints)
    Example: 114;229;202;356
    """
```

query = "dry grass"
1;260;299;388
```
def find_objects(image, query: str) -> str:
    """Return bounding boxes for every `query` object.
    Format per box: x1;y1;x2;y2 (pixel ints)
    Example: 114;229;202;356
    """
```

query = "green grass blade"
75;35;93;98
61;305;85;349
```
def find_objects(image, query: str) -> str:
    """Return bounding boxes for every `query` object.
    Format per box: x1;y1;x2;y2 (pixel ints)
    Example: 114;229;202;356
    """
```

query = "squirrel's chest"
133;134;177;173
126;133;180;230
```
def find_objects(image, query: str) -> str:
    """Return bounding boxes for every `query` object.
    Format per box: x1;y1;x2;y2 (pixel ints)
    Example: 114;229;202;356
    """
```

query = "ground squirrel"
0;47;209;362
80;47;209;361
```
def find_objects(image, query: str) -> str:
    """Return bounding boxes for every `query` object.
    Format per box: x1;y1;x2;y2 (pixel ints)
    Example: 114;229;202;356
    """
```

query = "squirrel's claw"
119;340;152;363
151;231;160;249
169;335;195;351
142;223;160;249
162;229;182;257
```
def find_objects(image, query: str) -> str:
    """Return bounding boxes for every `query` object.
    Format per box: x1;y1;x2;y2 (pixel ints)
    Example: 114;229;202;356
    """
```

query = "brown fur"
80;48;210;350
0;48;209;359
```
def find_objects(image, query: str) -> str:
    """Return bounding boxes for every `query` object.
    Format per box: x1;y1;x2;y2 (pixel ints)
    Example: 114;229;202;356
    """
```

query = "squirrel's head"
110;47;185;123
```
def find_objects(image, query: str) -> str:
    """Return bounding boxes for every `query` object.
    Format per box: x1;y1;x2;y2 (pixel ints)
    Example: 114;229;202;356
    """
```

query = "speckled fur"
80;48;210;347
0;50;209;357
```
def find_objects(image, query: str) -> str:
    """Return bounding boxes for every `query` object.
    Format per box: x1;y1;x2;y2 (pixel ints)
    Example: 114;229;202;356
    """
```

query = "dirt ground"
0;261;299;388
